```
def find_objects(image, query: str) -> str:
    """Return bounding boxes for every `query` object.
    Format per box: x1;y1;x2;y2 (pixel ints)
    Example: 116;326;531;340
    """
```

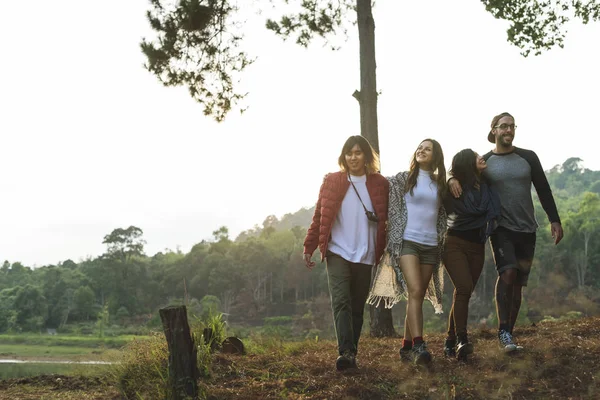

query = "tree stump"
369;304;397;337
159;305;199;400
221;337;245;355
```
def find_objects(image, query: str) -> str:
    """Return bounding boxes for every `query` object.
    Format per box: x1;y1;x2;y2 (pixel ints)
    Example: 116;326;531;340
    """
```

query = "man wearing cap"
449;112;563;353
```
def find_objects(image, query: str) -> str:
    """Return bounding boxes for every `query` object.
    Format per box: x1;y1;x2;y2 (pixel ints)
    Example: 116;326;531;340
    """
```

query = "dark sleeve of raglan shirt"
515;148;561;224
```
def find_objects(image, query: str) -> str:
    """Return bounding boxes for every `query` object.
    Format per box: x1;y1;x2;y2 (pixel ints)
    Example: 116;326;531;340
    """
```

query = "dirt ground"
2;316;599;399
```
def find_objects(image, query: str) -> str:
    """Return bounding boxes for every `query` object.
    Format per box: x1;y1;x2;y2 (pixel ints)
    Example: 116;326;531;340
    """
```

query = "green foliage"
199;295;221;320
199;311;227;350
540;310;584;323
212;226;229;242
260;316;293;338
74;286;96;321
140;0;253;122
0;287;18;333
102;226;146;262
96;305;110;338
563;192;600;287
263;316;293;325
196;339;213;379
138;0;598;129
13;285;48;332
111;333;170;399
566;286;600;315
116;306;130;326
482;0;600;56
265;0;354;49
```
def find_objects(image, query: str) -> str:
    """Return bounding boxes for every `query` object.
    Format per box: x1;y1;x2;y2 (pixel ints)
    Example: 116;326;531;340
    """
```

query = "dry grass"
0;375;120;399
2;317;600;399
203;317;600;400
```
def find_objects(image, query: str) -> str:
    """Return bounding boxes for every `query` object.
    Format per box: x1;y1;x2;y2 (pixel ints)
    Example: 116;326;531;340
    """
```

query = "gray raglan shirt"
483;147;561;233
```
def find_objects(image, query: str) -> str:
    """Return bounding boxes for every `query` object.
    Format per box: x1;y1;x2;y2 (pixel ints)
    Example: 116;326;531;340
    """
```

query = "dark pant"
443;235;485;339
326;251;372;355
490;227;536;286
490;227;536;332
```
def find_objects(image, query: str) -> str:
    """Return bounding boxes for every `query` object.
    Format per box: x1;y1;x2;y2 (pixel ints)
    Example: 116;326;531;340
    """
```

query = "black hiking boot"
336;350;356;371
411;342;432;365
443;338;456;358
399;346;412;362
456;337;474;361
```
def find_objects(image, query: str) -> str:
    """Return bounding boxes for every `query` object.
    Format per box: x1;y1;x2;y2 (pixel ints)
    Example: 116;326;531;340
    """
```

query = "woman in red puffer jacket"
303;135;389;371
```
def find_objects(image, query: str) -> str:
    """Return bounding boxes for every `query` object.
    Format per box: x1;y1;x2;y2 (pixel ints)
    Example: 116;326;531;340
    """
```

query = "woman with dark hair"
303;135;389;371
442;149;501;360
368;139;447;365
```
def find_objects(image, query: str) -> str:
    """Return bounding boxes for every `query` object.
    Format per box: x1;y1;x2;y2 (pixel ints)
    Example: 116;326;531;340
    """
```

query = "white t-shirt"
328;174;377;265
403;169;439;246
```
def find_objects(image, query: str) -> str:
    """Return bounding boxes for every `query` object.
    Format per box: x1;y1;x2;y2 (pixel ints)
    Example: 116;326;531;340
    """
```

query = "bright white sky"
1;1;599;267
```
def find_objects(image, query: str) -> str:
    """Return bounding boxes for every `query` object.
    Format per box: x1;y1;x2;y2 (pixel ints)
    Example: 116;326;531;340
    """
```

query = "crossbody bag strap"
349;174;369;214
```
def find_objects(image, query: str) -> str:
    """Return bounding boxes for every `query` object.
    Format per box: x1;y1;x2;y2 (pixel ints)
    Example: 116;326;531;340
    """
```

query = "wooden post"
160;305;199;400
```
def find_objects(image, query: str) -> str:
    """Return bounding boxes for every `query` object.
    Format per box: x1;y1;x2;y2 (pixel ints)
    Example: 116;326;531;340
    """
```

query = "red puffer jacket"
303;171;389;263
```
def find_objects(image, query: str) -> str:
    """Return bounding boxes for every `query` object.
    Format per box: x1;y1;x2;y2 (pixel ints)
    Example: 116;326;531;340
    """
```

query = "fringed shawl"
367;171;447;313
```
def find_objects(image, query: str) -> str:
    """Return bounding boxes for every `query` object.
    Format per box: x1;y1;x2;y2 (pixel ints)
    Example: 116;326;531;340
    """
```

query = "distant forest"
1;157;599;338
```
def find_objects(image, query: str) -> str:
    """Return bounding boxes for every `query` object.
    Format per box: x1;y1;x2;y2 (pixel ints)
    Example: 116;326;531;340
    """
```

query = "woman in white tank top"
368;139;448;366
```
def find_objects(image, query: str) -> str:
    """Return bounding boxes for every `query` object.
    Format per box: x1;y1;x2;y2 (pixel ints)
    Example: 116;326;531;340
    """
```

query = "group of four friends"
302;112;564;369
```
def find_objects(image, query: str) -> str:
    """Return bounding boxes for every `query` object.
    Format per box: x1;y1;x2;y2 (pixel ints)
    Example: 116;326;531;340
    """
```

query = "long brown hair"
338;135;381;174
406;138;447;196
449;148;480;189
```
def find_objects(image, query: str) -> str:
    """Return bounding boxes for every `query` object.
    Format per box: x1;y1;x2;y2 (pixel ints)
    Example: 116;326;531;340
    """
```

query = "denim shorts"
401;240;438;265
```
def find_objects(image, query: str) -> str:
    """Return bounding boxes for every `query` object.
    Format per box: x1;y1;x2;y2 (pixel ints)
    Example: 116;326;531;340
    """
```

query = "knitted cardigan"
367;171;447;313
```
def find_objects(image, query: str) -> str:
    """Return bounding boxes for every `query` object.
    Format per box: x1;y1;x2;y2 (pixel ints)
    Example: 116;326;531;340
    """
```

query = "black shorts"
489;227;536;286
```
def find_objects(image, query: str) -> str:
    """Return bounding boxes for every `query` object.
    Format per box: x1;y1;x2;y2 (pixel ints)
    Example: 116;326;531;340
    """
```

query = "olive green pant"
326;251;372;356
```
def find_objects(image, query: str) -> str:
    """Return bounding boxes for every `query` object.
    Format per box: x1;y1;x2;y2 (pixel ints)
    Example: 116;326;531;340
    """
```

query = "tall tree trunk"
280;270;284;303
355;0;379;153
270;271;273;303
263;271;267;302
356;0;394;337
575;251;585;288
582;232;591;287
60;307;71;329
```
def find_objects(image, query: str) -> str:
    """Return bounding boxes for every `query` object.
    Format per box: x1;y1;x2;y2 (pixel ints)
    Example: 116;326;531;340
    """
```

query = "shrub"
111;333;169;399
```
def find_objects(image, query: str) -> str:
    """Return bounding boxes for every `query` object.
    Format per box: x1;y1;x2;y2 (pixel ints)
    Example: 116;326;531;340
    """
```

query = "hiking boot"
443;339;456;358
456;339;474;361
336;350;356;371
498;330;517;353
411;342;432;365
399;347;412;362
